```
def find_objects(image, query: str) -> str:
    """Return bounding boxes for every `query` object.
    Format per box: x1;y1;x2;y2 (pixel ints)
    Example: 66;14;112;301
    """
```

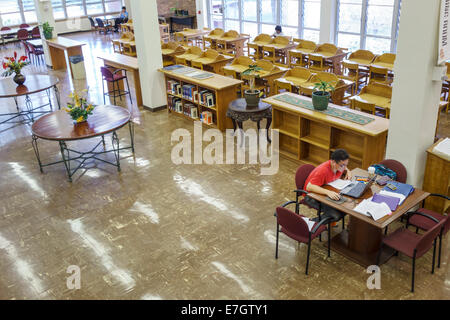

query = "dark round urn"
13;73;26;86
244;89;261;107
312;91;330;111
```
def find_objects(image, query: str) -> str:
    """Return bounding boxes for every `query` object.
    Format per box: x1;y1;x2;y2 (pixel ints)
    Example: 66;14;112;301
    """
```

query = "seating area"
0;0;449;304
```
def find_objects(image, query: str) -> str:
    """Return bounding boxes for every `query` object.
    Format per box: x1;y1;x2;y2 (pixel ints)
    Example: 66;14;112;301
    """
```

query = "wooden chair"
175;57;188;65
352;98;377;115
369;65;393;85
191;60;203;70
274;79;293;94
308;54;332;72
278;67;313;92
340;61;367;94
112;33;132;53
315;43;338;56
203;28;224;49
351;82;392;117
373;52;396;66
261;45;284;65
348;49;375;64
122;41;137;57
216;30;240;55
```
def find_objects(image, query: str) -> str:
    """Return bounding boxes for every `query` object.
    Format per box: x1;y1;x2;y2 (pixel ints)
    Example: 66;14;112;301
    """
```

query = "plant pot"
244;89;261;107
312;91;330;111
13;73;26;86
73;119;87;125
44;31;52;40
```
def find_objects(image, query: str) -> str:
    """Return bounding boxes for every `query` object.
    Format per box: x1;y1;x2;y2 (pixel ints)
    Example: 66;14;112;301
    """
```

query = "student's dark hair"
331;149;349;162
122;6;126;10
275;25;282;32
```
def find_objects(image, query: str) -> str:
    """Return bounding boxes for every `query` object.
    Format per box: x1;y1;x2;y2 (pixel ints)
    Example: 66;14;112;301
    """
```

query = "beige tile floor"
0;31;448;300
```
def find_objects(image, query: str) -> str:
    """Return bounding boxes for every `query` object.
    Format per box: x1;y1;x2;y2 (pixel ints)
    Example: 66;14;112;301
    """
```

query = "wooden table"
174;29;210;45
308;168;430;267
216;35;250;57
263;42;297;65
0;75;60;125
0;26;33;46
27;39;42;47
226;98;272;143
31;105;135;182
97;53;142;119
312;51;348;75
192;54;235;74
46;37;86;79
422;138;450;214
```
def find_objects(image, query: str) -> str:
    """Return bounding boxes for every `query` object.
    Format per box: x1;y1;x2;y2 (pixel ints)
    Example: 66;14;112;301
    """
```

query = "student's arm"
306;182;340;200
342;168;352;180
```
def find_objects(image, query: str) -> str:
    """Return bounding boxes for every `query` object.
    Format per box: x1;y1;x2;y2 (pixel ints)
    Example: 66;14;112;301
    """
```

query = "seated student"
114;6;129;32
303;149;352;222
272;25;284;37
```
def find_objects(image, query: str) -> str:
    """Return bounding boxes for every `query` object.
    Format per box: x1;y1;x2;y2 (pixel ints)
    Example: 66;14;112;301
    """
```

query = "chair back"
233;56;253;66
223;68;237;79
254;33;272;43
369;65;390;83
363;82;392;98
342;61;359;80
308;53;324;69
416;219;446;257
374;53;396;64
100;66;114;81
1;27;11;31
223;30;239;38
289;67;312;81
316;71;339;84
88;17;96;28
20;24;30;28
210;28;224;36
205;49;219;59
275;79;292;93
349;49;375;62
191;60;203;70
297;40;317;51
273;36;290;45
262;45;275;61
188;46;203;56
353;99;376;115
378;159;407;183
31;26;40;38
295;164;316;190
96;18;105;28
276;207;310;237
17;29;29;40
316;43;338;55
256;59;274;71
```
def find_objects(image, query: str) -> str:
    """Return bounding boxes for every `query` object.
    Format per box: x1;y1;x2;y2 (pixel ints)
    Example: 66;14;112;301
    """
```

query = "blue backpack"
371;164;397;180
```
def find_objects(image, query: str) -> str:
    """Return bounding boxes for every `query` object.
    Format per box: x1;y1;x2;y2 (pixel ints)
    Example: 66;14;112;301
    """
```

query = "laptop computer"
340;176;376;198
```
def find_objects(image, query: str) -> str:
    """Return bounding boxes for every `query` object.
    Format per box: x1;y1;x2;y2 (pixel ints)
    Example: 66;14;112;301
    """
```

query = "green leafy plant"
313;80;335;95
241;64;263;91
42;22;54;39
1;51;30;77
65;89;95;123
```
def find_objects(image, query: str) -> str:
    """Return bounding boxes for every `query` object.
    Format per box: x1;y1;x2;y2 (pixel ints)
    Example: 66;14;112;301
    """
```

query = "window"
21;0;37;23
336;0;401;54
86;0;105;15
51;0;66;20
207;0;322;40
0;0;22;26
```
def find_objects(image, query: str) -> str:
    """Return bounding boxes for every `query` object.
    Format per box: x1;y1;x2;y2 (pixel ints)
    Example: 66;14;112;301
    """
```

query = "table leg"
59;141;72;182
111;131;121;171
31;135;43;173
48;46;66;70
129;121;135;154
266;117;272;143
54;85;61;110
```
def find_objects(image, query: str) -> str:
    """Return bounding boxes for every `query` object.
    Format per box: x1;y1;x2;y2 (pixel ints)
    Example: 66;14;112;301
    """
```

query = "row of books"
166;81;215;107
183;103;199;119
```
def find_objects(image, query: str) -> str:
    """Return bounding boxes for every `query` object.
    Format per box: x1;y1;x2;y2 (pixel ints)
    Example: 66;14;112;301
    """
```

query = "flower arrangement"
2;51;30;85
65;89;95;123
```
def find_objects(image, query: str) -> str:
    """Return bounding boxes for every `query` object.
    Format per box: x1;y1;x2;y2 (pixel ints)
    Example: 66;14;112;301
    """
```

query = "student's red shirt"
304;160;344;189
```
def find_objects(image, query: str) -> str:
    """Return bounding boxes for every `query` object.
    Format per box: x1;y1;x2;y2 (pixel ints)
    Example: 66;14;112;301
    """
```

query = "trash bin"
68;55;86;80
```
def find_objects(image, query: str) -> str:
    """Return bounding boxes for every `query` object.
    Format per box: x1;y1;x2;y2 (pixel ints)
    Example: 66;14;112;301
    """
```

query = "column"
195;0;206;29
319;0;337;44
124;0;132;19
385;0;443;186
130;0;166;110
33;0;57;67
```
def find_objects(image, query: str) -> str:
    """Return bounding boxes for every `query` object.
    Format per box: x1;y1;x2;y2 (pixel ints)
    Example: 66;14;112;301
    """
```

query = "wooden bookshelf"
263;93;389;170
159;68;243;130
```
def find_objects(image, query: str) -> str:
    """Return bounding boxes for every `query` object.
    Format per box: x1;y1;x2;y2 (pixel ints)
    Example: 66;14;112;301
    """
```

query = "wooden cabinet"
422;138;450;214
264;93;389;170
159;68;242;131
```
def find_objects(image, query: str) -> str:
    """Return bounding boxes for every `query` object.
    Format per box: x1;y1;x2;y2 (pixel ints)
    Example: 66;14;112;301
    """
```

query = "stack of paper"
301;217;316;231
433;138;450;161
354;199;392;221
328;179;353;190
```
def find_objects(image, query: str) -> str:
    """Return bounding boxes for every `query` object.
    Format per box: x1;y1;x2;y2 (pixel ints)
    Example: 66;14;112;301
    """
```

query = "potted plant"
42;22;54;40
65;89;95;124
1;51;30;86
312;80;335;111
241;64;264;107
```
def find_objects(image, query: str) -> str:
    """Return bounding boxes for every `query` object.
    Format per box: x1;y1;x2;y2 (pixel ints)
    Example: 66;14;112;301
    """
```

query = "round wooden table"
31;105;134;182
0;75;60;125
226;98;272;143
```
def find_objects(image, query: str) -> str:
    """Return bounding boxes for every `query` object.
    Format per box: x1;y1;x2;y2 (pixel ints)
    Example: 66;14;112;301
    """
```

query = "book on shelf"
182;84;196;101
183;103;199;119
198;90;215;107
200;111;213;125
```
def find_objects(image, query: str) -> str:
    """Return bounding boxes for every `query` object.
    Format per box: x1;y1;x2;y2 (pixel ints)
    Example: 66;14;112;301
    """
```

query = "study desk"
262;42;297;65
308;168;430;267
192;54;234;74
97;53;142;121
343;59;394;72
46;37;86;78
0;26;33;46
215;35;250;57
174;29;210;45
311;51;348;75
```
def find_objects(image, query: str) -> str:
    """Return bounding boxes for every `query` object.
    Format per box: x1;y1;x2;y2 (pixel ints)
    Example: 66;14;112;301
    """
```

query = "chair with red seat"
20;24;30;28
31;26;40;39
17;28;29;42
379;159;407;183
275;206;332;275
1;27;15;48
406;193;450;268
377;213;445;292
27;41;44;65
100;66;133;105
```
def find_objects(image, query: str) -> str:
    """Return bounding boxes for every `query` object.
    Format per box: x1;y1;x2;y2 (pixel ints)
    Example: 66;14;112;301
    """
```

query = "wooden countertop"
159;68;243;90
97;53;138;70
427;137;450;161
263;92;389;137
46;36;86;49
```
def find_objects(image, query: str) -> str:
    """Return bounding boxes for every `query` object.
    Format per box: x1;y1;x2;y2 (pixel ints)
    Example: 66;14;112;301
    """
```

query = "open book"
327;179;353;190
353;199;392;221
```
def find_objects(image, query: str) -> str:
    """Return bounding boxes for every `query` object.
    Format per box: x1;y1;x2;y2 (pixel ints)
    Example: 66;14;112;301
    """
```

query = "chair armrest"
406;211;440;224
428;193;450;201
294;189;308;196
311;217;333;234
112;68;126;75
273;200;297;217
